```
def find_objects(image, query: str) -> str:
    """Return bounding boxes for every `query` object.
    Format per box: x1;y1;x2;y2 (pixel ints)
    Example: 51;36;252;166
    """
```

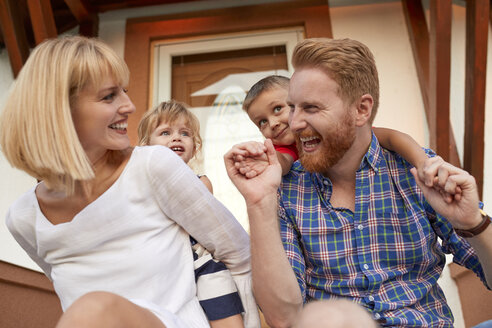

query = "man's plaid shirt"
278;133;489;327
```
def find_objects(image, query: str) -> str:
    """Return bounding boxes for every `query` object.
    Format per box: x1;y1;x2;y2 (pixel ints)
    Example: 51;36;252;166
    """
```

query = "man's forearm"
467;222;492;288
247;194;303;328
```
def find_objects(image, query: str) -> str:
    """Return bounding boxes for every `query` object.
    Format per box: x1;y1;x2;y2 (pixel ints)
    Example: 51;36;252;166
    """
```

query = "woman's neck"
78;148;132;200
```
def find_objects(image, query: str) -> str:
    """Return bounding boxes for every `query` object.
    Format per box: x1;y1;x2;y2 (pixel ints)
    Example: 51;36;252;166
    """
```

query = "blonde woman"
0;36;257;328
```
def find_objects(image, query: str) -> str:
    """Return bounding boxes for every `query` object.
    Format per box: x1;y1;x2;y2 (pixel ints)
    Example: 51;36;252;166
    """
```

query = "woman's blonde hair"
0;35;129;193
138;100;202;155
292;38;380;123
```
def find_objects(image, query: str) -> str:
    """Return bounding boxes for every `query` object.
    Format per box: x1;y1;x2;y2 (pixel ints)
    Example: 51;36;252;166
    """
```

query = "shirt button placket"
323;179;329;197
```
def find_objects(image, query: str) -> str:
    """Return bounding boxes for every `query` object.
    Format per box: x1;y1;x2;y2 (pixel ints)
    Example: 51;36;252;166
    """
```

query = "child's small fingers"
235;162;248;172
245;171;258;179
242;142;265;155
420;156;444;186
230;147;247;156
443;178;458;195
437;166;451;189
238;166;251;174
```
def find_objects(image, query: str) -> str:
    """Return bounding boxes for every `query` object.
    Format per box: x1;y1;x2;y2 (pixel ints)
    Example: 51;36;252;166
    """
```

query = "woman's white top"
6;146;259;328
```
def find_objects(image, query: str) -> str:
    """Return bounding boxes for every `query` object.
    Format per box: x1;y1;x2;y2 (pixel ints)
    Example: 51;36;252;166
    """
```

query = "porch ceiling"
0;0;206;49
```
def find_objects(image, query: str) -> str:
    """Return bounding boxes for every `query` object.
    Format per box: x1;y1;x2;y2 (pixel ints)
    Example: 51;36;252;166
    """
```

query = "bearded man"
225;38;491;328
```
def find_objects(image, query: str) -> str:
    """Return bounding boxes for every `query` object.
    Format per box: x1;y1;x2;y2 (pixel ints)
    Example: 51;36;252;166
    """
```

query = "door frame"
152;27;303;106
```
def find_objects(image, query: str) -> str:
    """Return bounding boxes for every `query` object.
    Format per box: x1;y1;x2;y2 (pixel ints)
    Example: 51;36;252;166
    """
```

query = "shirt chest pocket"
374;210;439;269
296;211;354;273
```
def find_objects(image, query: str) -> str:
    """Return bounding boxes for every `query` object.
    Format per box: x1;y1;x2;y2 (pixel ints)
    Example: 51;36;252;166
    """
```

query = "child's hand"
225;139;282;206
235;154;268;178
410;156;481;231
229;141;268;178
415;156;463;203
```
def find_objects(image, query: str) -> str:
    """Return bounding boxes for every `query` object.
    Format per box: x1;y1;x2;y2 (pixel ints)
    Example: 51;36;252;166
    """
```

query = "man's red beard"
295;110;356;174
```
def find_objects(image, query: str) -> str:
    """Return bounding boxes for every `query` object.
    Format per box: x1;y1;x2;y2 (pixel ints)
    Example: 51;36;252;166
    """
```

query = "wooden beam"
27;0;57;44
63;0;90;22
402;0;430;122
464;0;489;198
63;0;98;37
325;0;333;38
403;0;460;166
0;0;30;77
429;0;452;162
79;14;99;37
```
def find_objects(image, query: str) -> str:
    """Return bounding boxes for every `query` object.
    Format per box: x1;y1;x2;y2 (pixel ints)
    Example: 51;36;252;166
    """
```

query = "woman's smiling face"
71;75;135;162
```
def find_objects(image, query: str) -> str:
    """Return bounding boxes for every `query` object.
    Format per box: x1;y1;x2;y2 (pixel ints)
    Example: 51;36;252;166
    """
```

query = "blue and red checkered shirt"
278;133;489;327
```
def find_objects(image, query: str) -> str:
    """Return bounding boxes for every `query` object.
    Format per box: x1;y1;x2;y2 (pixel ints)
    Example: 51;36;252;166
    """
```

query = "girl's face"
149;116;196;164
72;75;135;162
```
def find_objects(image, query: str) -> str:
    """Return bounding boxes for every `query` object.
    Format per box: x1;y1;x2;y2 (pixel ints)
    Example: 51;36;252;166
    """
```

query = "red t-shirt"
274;143;299;161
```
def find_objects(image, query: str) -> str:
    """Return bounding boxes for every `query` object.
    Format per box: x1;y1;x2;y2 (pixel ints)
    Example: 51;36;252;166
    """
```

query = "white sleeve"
5;206;52;280
146;146;260;328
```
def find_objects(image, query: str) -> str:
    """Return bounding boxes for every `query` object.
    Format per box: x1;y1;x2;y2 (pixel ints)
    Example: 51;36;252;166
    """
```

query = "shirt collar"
360;131;382;174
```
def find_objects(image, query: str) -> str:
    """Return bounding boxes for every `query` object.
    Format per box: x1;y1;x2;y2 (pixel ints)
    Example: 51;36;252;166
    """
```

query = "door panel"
172;48;288;106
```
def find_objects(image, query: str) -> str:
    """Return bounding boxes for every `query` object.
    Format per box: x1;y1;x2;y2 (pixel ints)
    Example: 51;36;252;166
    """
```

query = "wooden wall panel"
403;0;460;167
26;0;57;44
429;0;452;161
0;260;62;328
402;0;430;113
464;0;489;197
449;263;492;327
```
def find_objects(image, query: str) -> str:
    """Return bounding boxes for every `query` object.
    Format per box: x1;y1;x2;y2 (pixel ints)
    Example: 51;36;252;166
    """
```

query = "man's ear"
355;94;373;127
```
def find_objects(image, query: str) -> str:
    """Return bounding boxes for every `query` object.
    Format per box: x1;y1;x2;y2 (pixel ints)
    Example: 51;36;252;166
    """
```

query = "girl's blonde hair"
138;100;202;155
0;35;129;193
